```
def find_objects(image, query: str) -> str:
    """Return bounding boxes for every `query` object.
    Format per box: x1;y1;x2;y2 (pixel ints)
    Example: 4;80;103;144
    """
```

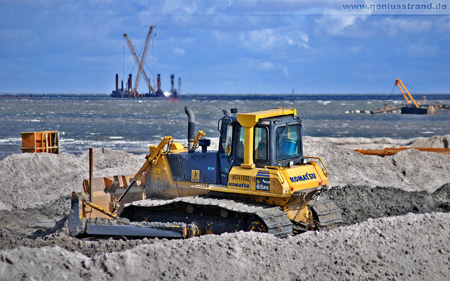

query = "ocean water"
1;94;449;159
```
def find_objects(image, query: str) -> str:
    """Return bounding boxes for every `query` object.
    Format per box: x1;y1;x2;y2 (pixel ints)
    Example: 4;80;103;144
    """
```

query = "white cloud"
314;7;371;37
240;28;310;51
316;15;359;36
348;46;362;54
407;43;439;57
283;66;289;77
183;2;198;14
240;28;278;50
259;61;275;70
379;18;433;37
174;47;186;55
286;32;310;49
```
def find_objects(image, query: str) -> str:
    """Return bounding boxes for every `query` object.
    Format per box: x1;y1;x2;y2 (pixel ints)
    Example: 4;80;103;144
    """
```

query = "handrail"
303;156;328;177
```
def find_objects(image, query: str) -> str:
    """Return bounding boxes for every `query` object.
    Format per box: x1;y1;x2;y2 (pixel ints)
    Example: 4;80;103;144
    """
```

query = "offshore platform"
111;26;180;99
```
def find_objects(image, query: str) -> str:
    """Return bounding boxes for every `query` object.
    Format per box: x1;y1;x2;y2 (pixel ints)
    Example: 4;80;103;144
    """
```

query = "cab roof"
237;108;296;128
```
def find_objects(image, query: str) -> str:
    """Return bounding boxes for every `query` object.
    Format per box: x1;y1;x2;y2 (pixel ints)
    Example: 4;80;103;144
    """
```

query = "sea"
1;93;449;160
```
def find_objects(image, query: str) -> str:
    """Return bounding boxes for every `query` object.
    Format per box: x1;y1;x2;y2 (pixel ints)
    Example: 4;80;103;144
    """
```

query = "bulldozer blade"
68;192;87;237
83;222;190;238
69;191;198;238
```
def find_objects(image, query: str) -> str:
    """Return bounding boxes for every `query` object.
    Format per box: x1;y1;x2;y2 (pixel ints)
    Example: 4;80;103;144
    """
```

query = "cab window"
254;126;268;162
235;126;245;160
219;123;233;156
236;126;268;163
276;124;301;161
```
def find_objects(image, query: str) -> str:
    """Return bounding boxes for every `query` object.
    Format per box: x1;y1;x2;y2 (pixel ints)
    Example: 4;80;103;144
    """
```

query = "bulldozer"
69;107;342;238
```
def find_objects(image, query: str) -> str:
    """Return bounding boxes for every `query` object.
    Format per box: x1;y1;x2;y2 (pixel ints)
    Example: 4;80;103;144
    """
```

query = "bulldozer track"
124;196;293;237
308;194;343;231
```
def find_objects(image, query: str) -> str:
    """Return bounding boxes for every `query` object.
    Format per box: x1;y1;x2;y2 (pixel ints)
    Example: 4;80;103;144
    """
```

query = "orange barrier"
355;147;450;156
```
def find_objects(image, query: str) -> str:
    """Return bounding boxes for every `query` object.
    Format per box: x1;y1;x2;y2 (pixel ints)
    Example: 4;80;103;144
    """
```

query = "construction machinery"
123;26;155;96
395;78;435;114
69;107;343;238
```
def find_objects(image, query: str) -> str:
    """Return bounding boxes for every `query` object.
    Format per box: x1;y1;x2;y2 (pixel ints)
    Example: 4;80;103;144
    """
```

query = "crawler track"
121;197;293;237
308;194;344;230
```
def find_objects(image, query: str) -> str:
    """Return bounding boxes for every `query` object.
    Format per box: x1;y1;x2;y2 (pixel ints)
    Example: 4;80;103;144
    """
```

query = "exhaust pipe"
185;106;195;153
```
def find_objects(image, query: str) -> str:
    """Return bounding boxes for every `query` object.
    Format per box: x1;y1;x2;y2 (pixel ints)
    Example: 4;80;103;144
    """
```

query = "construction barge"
345;78;449;114
111;73;179;99
111;26;179;99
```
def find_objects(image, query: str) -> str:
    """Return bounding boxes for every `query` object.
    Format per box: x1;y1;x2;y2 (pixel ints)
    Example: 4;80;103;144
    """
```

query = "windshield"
276;124;301;161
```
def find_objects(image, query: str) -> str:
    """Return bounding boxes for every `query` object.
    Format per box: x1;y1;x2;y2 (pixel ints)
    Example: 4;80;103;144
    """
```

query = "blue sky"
1;0;449;94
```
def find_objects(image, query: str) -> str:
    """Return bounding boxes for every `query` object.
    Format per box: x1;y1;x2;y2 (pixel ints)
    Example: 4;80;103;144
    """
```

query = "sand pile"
1;136;448;211
1;213;449;280
304;137;450;192
0;135;449;280
314;134;450;150
0;148;143;211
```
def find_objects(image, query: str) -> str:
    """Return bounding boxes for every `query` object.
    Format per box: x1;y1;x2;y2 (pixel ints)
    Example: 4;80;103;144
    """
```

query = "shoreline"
1;134;448;161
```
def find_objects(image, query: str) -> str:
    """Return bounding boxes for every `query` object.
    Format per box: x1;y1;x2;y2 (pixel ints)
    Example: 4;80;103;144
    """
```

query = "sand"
0;135;449;280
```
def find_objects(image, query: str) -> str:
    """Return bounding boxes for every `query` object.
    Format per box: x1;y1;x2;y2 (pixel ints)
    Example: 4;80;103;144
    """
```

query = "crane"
395;78;419;108
124;26;154;95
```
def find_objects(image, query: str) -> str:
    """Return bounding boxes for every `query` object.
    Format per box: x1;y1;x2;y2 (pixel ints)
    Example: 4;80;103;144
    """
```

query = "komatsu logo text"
290;173;316;183
229;182;250;188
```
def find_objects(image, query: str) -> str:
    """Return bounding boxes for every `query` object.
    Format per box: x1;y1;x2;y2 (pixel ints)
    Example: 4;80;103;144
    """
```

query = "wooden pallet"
21;131;60;154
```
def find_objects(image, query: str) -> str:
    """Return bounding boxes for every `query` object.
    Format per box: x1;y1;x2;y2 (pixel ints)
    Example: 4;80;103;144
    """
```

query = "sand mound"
1;136;448;211
1;213;449;280
304;138;450;192
410;134;450;148
0;149;143;211
314;134;450;150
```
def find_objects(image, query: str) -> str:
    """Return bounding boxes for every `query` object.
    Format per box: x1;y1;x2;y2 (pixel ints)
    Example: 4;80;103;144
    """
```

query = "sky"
0;0;449;94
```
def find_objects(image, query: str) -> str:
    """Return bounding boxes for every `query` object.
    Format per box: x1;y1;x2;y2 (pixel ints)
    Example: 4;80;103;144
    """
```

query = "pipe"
89;148;93;202
157;74;161;92
115;74;119;95
129;74;132;92
171;74;175;92
185;106;195;152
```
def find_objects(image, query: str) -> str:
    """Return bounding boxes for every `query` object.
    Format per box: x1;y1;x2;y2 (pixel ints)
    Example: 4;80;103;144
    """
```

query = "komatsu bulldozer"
69;107;342;238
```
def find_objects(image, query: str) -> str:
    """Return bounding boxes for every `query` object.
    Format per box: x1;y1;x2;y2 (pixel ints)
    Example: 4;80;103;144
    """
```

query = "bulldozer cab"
218;108;304;185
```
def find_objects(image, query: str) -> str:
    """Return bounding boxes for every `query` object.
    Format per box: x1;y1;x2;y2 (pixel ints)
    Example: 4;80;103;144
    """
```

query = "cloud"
240;28;310;51
283;66;289;77
348;45;362;54
286;32;310;49
259;61;276;70
240;28;278;50
407;43;439;57
174;47;185;54
314;9;369;37
378;18;433;37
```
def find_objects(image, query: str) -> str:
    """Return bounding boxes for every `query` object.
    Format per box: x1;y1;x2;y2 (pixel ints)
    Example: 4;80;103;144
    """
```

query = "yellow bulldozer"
69;107;342;238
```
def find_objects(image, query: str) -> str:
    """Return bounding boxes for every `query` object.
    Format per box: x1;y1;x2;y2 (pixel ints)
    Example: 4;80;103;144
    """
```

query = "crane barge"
111;26;180;99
